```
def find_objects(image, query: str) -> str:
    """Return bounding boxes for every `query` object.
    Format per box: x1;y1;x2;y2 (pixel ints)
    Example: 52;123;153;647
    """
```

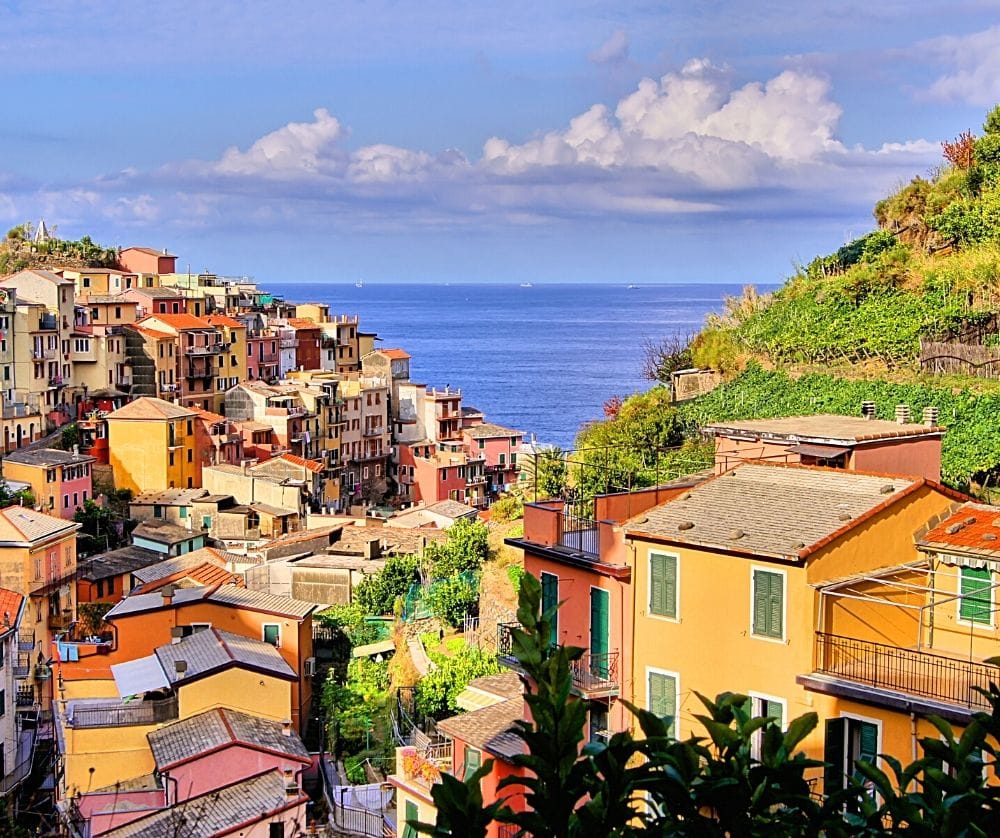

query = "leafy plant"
425;518;490;578
426;574;480;629
415;643;499;719
355;553;419;615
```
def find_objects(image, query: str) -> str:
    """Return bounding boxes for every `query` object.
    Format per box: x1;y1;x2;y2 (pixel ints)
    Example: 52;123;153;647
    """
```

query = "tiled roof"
703;414;945;443
0;588;25;636
4;447;96;467
436;696;524;761
139;313;215;330
380;348;410;360
155;628;296;682
917;502;1000;559
625;463;921;560
102;769;305;838
466;672;523;700
148;707;309;769
122;246;175;257
129;548;227;585
274;453;324;473
0;506;77;543
129;325;176;341
193;407;228;424
108;397;195;420
464;422;523;439
0;268;73;285
329;525;446;557
105;586;211;619
77;546;161;582
203;315;244;329
207;584;316;619
285;317;320;330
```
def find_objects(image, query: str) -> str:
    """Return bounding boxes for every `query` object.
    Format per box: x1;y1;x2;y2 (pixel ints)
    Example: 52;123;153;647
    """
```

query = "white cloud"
216;108;346;177
922;25;1000;106
589;30;629;65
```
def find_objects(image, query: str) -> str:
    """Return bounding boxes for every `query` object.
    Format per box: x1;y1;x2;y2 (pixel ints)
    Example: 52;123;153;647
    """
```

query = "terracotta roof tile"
276;452;324;473
0;588;25;634
918;502;1000;559
203;315;244;329
380;348;410;360
108;397;196;420
139;313;215;330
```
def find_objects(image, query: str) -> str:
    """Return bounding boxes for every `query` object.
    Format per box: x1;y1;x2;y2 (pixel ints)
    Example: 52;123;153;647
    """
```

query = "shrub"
354;553;419;615
490;494;523;523
415;644;500;719
427;575;480;629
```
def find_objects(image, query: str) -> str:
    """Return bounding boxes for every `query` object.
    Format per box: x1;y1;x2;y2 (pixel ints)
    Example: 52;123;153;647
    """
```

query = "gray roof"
703;414;945;444
424;500;478;519
102;770;304;838
0;506;78;543
77;545;161;582
105;586;210;619
207;584;317;619
155;628;296;682
436;696;524;761
131;488;208;506
625;463;917;560
4;448;95;467
132;520;199;544
466;672;523;700
464;422;523;439
148;707;309;769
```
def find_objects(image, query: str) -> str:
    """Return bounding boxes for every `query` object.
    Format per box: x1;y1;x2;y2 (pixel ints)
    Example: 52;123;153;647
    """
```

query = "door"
590;587;610;679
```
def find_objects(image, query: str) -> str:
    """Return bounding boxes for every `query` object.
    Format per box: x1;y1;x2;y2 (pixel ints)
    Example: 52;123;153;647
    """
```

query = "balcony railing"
559;509;599;557
32;348;56;360
814;632;1000;711
363;426;385;437
18;631;34;652
498;622;619;697
48;612;73;631
68;694;179;728
187;343;224;355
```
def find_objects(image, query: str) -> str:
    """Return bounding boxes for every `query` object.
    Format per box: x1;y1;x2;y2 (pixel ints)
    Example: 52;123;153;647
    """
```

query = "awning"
112;655;169;698
788;443;851;460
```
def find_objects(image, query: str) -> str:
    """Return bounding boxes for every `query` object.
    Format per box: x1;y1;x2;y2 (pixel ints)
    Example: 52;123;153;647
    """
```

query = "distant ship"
627;284;639;289
355;279;364;288
520;282;533;288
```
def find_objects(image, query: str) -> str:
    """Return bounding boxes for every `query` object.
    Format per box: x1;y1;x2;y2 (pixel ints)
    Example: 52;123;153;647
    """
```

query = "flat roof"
704;414;945;445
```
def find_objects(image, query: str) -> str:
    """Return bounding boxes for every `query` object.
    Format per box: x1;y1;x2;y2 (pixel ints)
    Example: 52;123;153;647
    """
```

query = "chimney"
283;768;299;799
860;401;876;420
281;719;292;737
161;584;176;606
170;626;185;644
174;660;187;675
363;538;381;561
894;404;911;425
923;406;939;426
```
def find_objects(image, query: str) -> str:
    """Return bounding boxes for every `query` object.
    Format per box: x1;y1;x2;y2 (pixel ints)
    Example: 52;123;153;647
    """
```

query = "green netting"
363;617;393;641
401;570;479;622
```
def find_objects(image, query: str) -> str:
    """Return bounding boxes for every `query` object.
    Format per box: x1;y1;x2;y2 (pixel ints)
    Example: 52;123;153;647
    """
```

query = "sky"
1;1;999;284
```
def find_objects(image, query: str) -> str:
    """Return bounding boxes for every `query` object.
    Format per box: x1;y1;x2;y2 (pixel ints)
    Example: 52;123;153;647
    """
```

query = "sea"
269;282;766;449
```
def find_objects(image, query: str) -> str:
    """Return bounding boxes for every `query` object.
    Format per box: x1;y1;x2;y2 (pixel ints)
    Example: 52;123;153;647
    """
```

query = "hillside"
577;105;1000;495
0;223;120;274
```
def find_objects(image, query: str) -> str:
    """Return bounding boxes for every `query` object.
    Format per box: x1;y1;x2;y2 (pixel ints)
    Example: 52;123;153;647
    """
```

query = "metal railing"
69;694;179;728
331;802;385;838
559;509;600;557
815;632;1000;711
498;622;619;695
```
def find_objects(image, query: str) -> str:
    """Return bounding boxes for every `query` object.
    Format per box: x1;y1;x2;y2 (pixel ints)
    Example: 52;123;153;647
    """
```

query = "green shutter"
263;625;280;646
650;553;677;618
824;717;847;794
541;572;558;648
464;746;482;780
648;671;677;737
764;699;784;726
402;799;419;838
852;720;879;786
753;570;783;639
590;588;610;678
960;567;992;624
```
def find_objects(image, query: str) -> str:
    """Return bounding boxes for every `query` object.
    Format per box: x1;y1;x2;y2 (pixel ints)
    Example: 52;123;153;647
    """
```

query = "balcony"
48;612;73;631
558;509;600;557
280;338;298;349
467;474;487;486
67;694;179;729
808;632;1000;713
159;383;179;393
37;315;57;331
187;343;224;355
48;376;65;388
497;622;620;698
363;426;385;437
395;742;452;791
32;347;56;360
18;631;34;652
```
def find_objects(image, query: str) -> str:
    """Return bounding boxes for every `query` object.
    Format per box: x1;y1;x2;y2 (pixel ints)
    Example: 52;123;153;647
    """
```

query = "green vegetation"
324;657;391;759
489;493;524;522
74;498;133;556
1;224;119;273
424;518;490;577
415;640;500;719
355;554;420;616
423;574;1000;837
426;574;480;629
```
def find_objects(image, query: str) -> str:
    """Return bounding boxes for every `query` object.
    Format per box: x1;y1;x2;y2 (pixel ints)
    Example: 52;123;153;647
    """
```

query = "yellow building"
56;627;296;795
204;314;248;397
107;397;200;493
623;462;965;791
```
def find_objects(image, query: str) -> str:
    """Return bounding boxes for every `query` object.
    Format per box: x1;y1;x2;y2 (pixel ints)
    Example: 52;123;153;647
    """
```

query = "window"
179;506;187;519
959;566;992;625
499;453;506;466
263;624;281;647
477;439;484;450
649;552;678;619
647;669;679;738
268;824;283;838
743;694;785;758
440;469;447;481
190;623;212;633
751;568;785;640
824;716;879;795
169;452;175;467
202;515;212;529
153;505;164;518
187;449;192;463
463;745;482;780
541;572;558;647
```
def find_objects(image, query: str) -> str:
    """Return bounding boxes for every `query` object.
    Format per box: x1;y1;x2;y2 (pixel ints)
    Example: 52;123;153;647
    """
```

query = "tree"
524;446;567;500
641;332;695;383
425;518;490;578
74;499;129;556
942;130;976;170
415;643;500;719
426;574;480;629
355;553;419;615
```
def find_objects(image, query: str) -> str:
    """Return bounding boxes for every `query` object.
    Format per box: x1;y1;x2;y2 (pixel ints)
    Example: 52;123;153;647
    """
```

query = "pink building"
402;442;480;506
118;246;178;275
247;332;280;382
3;448;95;519
463;422;524;501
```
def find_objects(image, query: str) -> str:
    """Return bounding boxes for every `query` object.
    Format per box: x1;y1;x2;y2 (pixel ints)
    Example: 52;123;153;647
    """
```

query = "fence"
815;632;1000;711
919;339;1000;379
69;695;179;728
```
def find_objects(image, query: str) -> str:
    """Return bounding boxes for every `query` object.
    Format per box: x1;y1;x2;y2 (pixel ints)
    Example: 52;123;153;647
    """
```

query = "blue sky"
1;1;999;284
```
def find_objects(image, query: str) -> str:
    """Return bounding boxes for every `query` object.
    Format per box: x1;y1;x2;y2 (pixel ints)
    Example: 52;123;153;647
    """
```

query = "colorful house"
2;447;95;519
107;397;201;493
118;246;178;275
462;422;524;501
621;463;966;790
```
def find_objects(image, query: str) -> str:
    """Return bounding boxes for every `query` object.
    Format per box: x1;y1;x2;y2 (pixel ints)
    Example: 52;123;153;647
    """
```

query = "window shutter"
402;800;419;838
464;746;482;780
769;575;783;639
649;672;677;737
650;553;677;618
764;699;783;726
541;572;558;648
823;717;847;794
960;567;991;624
752;570;770;635
857;720;878;765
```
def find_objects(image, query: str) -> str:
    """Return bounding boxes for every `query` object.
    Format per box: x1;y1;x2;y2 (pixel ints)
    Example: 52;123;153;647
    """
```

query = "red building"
463;422;524;501
247;332;280;382
118;246;178;275
285;318;322;371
